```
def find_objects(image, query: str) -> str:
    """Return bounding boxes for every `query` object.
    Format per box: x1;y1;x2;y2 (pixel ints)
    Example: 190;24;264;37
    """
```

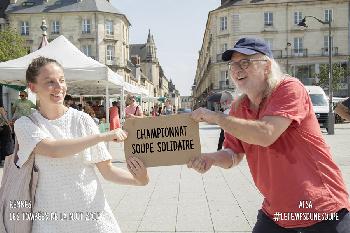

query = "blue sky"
111;0;221;96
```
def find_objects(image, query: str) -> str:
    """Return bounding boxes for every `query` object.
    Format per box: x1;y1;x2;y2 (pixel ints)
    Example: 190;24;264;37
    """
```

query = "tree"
316;63;346;93
0;27;27;62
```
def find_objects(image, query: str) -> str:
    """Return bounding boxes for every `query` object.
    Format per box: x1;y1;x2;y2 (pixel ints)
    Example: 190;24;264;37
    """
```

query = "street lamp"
285;42;291;74
298;16;334;135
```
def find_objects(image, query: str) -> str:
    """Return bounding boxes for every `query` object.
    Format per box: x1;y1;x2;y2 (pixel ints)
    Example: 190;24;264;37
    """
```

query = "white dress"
14;108;121;233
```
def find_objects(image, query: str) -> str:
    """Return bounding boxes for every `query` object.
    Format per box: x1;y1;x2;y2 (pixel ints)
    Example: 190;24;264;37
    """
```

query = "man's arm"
191;108;292;147
188;149;245;173
217;114;292;147
335;103;350;121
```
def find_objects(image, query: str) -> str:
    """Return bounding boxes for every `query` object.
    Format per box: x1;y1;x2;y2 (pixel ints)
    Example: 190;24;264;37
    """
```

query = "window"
220;16;227;31
232;14;240;32
82;45;92;57
323;35;333;54
264;12;273;26
52;20;60;34
82;19;91;34
324;9;333;23
105;20;113;35
220;43;227;53
220;70;228;81
106;45;114;61
293;37;303;55
264;38;273;50
220;70;229;89
294;12;302;25
21;21;29;35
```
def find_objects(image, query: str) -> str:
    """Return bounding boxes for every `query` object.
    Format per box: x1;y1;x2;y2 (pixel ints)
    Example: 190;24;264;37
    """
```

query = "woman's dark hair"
26;56;63;84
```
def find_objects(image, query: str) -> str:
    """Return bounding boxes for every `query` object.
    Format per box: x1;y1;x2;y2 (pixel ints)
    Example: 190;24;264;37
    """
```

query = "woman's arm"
34;128;127;158
96;157;149;186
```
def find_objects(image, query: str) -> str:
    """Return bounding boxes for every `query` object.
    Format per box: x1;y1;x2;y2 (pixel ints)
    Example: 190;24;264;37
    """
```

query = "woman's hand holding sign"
127;157;149;185
102;128;128;142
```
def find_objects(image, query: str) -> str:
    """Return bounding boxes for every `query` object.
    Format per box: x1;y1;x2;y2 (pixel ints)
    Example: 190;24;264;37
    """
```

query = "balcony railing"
106;57;119;65
272;50;282;59
321;47;338;56
291;48;308;57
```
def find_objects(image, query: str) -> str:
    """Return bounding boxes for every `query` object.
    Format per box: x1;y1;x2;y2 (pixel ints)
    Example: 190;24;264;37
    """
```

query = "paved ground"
1;123;349;232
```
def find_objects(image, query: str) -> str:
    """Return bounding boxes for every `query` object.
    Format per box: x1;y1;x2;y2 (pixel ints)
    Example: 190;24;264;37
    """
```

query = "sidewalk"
0;123;349;232
103;123;350;233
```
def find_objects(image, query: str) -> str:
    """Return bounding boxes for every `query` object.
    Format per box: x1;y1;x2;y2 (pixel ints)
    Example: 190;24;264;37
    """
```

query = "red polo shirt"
224;77;350;228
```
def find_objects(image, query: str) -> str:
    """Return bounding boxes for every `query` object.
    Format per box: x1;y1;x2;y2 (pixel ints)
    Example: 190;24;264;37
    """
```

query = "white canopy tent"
0;35;126;94
0;35;147;123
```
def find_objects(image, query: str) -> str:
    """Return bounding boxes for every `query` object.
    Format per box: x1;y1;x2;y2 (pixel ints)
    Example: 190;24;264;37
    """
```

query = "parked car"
177;108;192;114
305;85;330;132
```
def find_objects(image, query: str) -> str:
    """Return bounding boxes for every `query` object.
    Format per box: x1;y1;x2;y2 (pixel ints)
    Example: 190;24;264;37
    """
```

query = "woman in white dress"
14;56;149;233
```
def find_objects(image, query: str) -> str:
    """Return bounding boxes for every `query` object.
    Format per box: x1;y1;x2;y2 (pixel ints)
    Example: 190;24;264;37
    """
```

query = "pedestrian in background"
217;108;225;151
0;104;13;166
109;101;121;130
64;94;78;109
83;104;99;125
163;99;173;115
11;90;36;121
125;94;143;119
15;56;149;233
335;97;350;122
188;37;350;233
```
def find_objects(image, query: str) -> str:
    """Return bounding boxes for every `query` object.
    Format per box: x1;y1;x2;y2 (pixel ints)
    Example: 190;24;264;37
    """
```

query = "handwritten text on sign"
124;114;201;167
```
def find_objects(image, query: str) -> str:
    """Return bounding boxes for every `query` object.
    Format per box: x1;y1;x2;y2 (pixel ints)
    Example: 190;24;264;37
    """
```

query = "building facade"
130;30;170;98
6;0;132;81
0;0;9;31
180;96;193;110
193;0;350;108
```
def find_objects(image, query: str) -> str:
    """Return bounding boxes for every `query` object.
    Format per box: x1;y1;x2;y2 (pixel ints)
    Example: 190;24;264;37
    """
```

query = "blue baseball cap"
222;37;273;61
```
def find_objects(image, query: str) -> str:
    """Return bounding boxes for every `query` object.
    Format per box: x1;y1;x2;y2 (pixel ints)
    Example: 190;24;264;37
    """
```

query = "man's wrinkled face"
229;53;270;95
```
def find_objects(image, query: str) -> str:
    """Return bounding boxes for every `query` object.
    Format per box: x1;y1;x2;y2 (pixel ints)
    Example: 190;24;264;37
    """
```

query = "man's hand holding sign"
123;114;201;167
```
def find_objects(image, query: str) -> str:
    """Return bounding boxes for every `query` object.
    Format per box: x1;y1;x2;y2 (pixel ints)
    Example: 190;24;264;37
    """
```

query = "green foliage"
316;63;346;92
0;28;28;62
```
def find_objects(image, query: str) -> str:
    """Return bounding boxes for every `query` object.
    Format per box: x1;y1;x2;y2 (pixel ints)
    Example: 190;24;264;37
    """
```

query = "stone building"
5;0;131;80
130;30;169;98
193;0;350;108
